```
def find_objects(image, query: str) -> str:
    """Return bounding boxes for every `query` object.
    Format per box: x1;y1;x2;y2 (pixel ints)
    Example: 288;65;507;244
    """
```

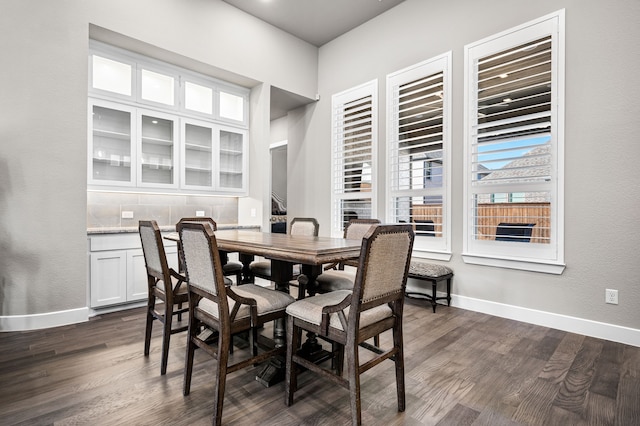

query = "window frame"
386;52;452;261
330;80;378;237
462;10;565;274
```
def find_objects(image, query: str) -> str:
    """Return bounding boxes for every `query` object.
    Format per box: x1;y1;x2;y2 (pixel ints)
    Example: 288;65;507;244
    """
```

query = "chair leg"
431;281;437;313
213;334;230;426
446;277;452;306
393;314;406;412
183;322;197;396
347;343;362;426
144;296;155;356
161;305;172;375
285;316;299;406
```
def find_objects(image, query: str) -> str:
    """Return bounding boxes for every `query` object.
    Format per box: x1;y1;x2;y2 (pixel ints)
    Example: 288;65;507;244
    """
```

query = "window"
463;10;565;273
331;80;378;236
387;53;451;259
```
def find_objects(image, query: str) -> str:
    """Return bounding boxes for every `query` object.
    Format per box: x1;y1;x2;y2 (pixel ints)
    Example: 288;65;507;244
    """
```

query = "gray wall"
0;0;318;319
287;0;640;333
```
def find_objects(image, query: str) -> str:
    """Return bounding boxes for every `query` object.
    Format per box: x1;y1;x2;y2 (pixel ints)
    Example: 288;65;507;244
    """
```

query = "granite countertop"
87;224;260;235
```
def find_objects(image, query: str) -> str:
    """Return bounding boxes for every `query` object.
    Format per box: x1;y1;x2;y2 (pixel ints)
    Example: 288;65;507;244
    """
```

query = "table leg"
297;265;333;364
238;253;254;283
255;259;292;387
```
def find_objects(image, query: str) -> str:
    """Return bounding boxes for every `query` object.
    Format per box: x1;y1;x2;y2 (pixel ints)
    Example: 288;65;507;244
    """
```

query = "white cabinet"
88;100;136;186
88;99;247;194
90;250;127;307
180;119;248;193
89;233;178;308
138;109;178;188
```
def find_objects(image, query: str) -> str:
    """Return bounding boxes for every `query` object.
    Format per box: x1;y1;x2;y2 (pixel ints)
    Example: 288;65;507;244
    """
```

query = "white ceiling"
222;0;405;47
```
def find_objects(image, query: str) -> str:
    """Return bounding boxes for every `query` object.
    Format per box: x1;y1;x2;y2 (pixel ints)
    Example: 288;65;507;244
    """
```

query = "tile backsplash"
87;191;238;229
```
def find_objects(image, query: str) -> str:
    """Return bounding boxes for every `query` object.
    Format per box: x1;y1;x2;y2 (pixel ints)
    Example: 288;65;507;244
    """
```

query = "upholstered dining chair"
139;220;189;375
177;217;244;284
285;224;415;425
299;219;380;296
249;217;319;282
178;222;295;426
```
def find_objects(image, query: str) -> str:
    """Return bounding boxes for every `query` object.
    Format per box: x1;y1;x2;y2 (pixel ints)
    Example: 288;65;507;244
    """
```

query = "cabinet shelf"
220;148;243;155
220;170;243;175
142;163;173;170
94;129;131;140
142;136;173;145
185;165;212;172
185;142;213;152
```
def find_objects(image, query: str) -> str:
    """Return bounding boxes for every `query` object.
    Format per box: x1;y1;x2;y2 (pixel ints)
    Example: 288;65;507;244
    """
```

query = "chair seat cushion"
408;260;453;279
250;261;301;279
315;270;356;293
286;290;392;332
198;284;295;320
223;261;243;273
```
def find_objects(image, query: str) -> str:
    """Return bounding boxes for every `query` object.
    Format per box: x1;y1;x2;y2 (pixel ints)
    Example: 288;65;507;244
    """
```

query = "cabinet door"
138;109;178;188
181;118;214;190
88;100;136;186
127;249;148;302
90;250;127;307
127;246;179;302
216;126;248;193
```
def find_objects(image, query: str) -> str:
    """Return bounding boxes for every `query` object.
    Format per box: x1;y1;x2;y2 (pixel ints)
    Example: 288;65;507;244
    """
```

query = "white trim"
462;253;566;274
0;307;89;332
269;140;288;150
412;249;452;262
452;294;640;348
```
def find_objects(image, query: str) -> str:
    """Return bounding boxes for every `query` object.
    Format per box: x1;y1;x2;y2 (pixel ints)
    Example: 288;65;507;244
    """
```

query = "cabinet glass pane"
92;105;132;182
185;123;212;186
219;91;244;122
92;55;131;96
185;82;213;114
219;130;243;188
141;69;175;106
141;115;174;184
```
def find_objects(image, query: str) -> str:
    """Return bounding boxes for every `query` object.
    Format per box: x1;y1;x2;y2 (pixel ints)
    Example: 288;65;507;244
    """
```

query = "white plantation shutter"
331;81;377;235
387;54;451;256
464;11;565;273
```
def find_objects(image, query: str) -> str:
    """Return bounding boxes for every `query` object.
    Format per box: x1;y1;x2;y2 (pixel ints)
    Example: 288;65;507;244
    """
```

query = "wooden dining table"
165;228;363;386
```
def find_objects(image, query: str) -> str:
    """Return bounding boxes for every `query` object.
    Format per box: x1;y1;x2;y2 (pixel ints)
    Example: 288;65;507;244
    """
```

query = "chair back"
177;216;217;230
495;222;535;242
344;218;381;240
290;217;319;236
178;222;226;302
352;224;414;309
139;220;173;297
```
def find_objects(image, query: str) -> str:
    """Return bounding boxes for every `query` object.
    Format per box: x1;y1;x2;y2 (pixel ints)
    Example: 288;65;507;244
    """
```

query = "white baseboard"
0;307;89;332
452;294;640;348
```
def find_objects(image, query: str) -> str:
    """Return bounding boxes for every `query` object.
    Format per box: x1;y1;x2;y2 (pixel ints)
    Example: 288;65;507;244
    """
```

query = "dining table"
165;228;363;386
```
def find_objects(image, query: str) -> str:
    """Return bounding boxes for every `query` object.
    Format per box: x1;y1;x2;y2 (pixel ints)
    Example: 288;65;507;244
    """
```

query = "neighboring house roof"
480;144;551;182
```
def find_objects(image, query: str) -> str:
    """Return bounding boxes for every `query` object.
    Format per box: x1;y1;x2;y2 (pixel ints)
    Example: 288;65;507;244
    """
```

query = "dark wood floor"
1;298;638;425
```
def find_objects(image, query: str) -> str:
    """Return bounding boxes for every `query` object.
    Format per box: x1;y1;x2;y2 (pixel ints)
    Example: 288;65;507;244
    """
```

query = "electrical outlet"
195;210;205;217
121;210;134;219
605;289;618;305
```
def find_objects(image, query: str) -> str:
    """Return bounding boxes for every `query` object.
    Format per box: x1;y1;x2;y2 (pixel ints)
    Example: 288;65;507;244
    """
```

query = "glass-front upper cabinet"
138;110;178;188
181;118;214;189
217;126;247;192
88;100;136;186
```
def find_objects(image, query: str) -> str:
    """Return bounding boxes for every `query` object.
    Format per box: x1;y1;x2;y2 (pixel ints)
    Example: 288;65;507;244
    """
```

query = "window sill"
412;249;452;262
462;253;565;274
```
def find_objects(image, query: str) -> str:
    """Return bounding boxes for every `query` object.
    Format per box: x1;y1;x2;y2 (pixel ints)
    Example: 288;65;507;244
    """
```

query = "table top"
166;229;362;266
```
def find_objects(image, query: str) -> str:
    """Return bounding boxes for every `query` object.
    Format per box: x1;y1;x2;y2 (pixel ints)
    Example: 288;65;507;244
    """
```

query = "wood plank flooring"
1;299;638;425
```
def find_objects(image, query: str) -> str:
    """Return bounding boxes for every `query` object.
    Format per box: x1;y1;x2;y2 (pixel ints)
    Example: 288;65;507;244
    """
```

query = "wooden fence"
411;202;551;243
